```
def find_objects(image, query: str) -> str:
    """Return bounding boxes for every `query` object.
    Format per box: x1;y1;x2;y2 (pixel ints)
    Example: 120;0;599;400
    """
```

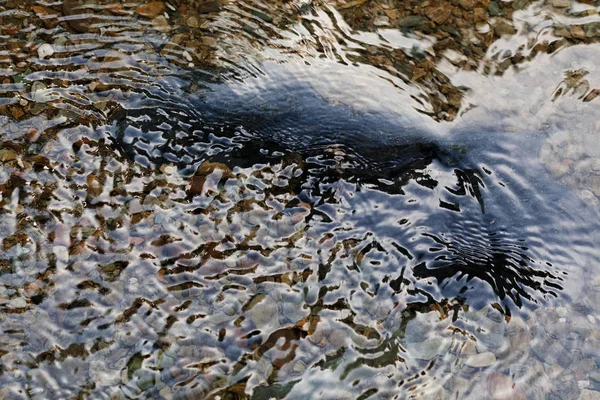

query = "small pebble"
8;297;27;308
465;352;496;368
552;0;570;7
579;389;600;400
373;15;390;27
187;16;199;28
37;43;54;59
578;380;591;389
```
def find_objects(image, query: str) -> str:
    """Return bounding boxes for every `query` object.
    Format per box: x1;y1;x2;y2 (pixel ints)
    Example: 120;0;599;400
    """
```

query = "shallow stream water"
1;0;600;399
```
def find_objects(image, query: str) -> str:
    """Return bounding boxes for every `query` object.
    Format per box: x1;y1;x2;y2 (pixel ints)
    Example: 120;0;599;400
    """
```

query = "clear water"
1;0;600;399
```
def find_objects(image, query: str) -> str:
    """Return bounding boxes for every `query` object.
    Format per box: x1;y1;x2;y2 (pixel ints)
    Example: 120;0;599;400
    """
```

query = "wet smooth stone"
415;381;446;399
404;313;441;342
32;5;60;28
459;0;475;9
532;326;572;367
447;375;470;395
571;359;597;374
592;274;600;289
135;1;165;18
409;336;450;361
548;341;574;368
580;381;592;390
579;389;600;400
474;315;506;349
62;0;93;32
187;16;199;28
494;20;517;36
426;5;451;24
152;16;170;32
198;1;221;13
571;25;585;40
7;297;26;308
487;372;527;400
37;44;54;59
459;340;477;357
556;307;568;318
245;295;279;327
552;0;570;7
488;1;502;16
399;16;426;28
507;317;531;353
465;352;496;368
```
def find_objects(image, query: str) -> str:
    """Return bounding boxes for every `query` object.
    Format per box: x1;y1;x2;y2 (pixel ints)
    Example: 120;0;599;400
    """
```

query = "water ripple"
1;0;600;399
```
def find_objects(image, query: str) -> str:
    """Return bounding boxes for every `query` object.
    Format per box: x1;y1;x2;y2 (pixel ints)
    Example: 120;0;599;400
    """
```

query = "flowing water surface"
1;0;600;399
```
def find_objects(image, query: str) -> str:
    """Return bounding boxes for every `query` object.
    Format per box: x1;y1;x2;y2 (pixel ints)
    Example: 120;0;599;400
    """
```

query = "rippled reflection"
1;0;600;399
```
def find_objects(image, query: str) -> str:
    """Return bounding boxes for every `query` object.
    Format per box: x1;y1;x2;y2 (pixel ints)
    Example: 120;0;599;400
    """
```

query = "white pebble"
578;380;590;389
8;297;26;308
37;43;54;59
182;50;192;62
52;245;69;266
587;315;596;324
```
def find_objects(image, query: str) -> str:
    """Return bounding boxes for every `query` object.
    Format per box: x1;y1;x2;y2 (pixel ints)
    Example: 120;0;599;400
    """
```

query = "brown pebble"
552;0;570;7
31;5;60;29
106;4;130;16
494;20;516;36
583;89;600;102
459;0;476;10
62;0;92;32
152;16;171;32
198;1;221;13
135;1;166;18
9;106;25;120
26;128;40;142
426;4;452;24
201;36;217;47
3;24;18;35
572;25;586;40
187;16;199;28
474;7;488;22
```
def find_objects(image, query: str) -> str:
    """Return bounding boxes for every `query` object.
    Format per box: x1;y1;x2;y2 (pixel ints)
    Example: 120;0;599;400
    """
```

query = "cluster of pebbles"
397;283;600;399
1;0;600;126
539;123;600;209
0;0;600;399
